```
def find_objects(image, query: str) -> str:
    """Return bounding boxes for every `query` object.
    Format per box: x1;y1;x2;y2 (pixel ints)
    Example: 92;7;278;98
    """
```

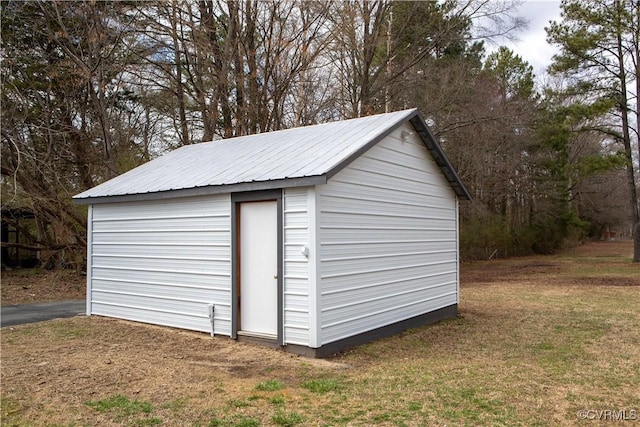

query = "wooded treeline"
1;0;638;267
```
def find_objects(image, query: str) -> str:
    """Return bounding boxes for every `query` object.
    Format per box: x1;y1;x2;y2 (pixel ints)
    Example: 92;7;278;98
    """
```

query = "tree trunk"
634;0;640;261
245;0;259;134
615;0;639;261
171;0;190;146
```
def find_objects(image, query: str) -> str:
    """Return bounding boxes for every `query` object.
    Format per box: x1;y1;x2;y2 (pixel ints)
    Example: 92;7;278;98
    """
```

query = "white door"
239;200;278;337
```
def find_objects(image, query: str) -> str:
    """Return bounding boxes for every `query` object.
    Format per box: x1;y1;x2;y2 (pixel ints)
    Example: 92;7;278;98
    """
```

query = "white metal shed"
74;109;470;357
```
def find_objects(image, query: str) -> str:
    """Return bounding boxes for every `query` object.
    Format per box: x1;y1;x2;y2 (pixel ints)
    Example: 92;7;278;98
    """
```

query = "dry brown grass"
2;317;345;426
1;241;639;426
1;268;85;306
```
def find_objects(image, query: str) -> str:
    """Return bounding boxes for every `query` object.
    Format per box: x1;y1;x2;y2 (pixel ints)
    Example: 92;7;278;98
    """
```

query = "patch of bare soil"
1;268;86;306
461;240;637;286
570;276;640;286
1;317;348;426
461;259;561;284
562;239;634;258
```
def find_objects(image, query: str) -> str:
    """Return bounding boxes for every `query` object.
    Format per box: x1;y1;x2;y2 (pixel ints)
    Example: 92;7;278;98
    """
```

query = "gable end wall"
318;122;459;345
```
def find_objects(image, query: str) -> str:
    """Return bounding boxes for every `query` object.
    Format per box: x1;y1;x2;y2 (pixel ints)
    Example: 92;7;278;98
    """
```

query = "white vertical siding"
306;187;321;348
455;199;460;304
89;194;232;335
283;187;310;345
86;205;93;316
318;123;459;345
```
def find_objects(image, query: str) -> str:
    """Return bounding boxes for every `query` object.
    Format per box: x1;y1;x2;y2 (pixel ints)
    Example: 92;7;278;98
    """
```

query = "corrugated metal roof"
74;109;470;204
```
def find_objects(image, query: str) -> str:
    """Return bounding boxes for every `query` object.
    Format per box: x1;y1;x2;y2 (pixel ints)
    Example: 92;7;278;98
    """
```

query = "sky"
499;0;563;77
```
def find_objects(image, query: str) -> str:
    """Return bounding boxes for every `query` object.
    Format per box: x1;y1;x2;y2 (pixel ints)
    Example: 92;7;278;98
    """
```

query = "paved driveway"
1;300;85;327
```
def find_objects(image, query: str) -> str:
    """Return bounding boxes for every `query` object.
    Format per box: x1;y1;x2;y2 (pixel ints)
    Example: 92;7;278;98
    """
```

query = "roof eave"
72;175;327;205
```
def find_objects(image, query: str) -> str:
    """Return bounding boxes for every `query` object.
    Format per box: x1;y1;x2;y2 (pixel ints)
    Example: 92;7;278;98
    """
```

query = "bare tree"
1;0;153;267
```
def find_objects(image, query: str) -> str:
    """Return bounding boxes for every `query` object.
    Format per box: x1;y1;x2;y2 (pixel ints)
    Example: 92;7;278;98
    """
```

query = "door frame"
231;189;283;345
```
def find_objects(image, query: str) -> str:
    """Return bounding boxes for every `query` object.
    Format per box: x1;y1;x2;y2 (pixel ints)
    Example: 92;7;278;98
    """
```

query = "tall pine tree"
547;0;640;261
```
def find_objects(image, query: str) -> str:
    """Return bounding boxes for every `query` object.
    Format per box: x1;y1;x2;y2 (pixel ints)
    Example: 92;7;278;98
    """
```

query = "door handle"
273;274;278;279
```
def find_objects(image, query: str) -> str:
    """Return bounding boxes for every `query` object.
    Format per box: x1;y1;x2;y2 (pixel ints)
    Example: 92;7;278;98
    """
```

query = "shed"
73;109;470;357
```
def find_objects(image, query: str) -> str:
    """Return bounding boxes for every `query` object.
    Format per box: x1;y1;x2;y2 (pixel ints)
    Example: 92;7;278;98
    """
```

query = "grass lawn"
1;241;639;426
